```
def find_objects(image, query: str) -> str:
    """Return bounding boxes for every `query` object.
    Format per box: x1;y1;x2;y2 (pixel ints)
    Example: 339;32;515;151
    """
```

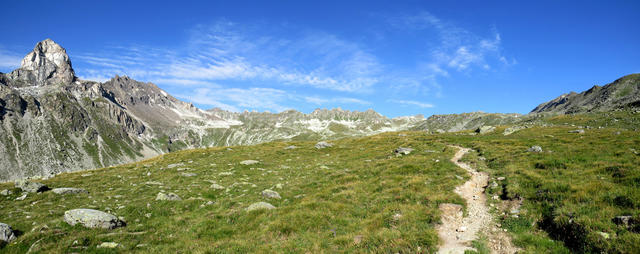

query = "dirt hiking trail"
436;146;518;254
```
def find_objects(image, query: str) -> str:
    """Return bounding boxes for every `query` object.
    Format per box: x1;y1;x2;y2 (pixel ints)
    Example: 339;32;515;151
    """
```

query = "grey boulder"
315;141;333;149
15;180;48;193
394;147;414;155
240;160;260;165
261;189;281;199
247;202;276;211
527;146;543;153
64;209;125;229
52;188;88;195
475;126;496;134
156;192;181;201
569;129;585;134
0;223;16;243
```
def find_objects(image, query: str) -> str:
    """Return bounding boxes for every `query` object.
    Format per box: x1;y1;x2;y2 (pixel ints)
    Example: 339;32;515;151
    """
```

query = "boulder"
394;147;413;155
0;223;16;243
240;160;260;165
261;189;281;199
475;126;496;134
527;146;543;153
210;183;225;190
315;141;333;149
247;202;275;211
52;188;88;195
97;242;121;248
0;189;11;196
15;180;48;193
64;209;125;229
156;192;181;201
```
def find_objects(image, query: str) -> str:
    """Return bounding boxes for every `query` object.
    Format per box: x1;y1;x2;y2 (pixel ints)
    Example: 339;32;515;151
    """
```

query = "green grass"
0;132;466;253
1;111;639;253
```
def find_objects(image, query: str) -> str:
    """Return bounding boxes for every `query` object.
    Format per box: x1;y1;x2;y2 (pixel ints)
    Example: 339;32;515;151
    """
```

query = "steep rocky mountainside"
531;73;640;114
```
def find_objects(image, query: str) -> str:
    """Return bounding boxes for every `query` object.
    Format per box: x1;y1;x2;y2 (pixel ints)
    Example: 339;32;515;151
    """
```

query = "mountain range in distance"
1;39;638;181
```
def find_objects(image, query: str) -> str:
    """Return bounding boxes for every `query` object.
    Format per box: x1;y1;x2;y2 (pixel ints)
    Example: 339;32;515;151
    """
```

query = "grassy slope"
1;111;639;253
0;132;466;253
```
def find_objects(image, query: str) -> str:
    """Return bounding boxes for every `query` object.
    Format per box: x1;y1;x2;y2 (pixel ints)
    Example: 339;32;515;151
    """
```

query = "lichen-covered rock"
0;223;16;242
246;202;275;211
52;188;88;195
261;189;281;199
315;141;333;149
156;192;181;201
15;180;48;193
64;209;124;229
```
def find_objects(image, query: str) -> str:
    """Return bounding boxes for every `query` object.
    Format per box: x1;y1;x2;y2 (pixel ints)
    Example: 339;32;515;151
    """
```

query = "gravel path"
436;146;518;254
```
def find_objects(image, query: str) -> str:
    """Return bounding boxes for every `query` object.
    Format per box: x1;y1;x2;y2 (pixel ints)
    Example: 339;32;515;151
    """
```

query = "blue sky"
1;0;639;117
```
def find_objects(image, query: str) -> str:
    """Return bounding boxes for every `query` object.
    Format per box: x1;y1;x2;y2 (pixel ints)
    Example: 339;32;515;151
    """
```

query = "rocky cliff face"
531;74;640;114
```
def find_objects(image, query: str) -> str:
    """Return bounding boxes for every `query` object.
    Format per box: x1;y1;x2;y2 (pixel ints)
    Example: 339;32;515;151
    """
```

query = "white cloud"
0;48;22;70
390;99;434;108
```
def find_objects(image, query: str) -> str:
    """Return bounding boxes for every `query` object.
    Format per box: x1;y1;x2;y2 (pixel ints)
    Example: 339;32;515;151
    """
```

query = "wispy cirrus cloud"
0;47;22;70
389;99;434;108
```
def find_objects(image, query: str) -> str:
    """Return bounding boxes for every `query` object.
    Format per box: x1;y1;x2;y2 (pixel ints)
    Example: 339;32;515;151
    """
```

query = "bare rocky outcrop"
531;73;640;114
8;39;75;86
64;209;125;229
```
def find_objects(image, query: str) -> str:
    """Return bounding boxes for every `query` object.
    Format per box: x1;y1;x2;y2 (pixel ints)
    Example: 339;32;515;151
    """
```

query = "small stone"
489;181;499;189
0;189;11;196
15;180;48;193
568;129;585;134
97;242;121;248
64;209;125;229
284;145;298;150
527;146;543;153
497;177;506;181
262;189;281;199
0;223;17;242
275;183;283;189
52;188;89;195
144;181;163;185
181;172;197;177
457;226;467;232
156;192;181;201
16;194;27;201
597;231;610;239
394;147;414;155
210;183;225;190
247;202;276;211
492;195;500;200
315;141;333;149
240;160;260;165
167;163;185;169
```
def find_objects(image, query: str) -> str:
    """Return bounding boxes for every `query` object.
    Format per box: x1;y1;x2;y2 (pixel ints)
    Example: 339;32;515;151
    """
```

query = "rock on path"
64;209;125;229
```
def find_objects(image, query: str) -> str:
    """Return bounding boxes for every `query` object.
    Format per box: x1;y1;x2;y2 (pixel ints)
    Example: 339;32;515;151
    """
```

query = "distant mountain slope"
410;112;522;133
531;73;640;114
0;39;428;181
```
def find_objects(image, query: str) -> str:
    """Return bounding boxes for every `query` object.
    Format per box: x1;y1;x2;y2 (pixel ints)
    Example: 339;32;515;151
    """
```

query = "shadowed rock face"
8;39;75;86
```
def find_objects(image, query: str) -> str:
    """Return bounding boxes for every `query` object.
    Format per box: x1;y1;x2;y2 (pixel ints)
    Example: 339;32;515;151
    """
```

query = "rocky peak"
9;39;75;86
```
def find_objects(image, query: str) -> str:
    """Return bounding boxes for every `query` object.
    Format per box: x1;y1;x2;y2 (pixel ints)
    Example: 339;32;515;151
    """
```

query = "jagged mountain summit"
531;73;640;114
